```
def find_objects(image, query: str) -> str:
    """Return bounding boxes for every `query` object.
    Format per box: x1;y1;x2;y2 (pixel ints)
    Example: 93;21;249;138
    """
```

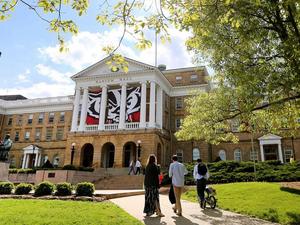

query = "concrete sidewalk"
111;194;276;225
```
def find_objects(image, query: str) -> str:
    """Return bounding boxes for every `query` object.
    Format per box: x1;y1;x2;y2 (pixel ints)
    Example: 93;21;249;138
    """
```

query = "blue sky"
0;2;196;99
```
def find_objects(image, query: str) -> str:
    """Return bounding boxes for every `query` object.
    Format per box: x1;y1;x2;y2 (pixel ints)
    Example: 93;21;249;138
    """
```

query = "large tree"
2;0;300;143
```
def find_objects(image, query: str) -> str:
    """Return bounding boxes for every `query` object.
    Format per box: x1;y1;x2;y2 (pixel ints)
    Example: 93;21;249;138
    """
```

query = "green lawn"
182;182;300;225
0;199;142;225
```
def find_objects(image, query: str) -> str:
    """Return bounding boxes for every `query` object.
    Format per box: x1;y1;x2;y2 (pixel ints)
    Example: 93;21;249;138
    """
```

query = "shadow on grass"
280;187;300;195
262;208;279;223
286;212;300;225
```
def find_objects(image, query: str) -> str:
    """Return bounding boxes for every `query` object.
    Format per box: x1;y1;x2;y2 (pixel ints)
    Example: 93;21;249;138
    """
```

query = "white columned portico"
149;81;156;128
98;85;108;130
156;85;163;128
118;83;127;129
140;81;147;128
79;87;89;131
258;134;283;163
22;154;27;169
71;87;81;131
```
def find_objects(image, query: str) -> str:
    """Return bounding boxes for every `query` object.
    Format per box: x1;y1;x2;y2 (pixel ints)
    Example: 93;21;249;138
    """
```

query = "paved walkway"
111;194;276;225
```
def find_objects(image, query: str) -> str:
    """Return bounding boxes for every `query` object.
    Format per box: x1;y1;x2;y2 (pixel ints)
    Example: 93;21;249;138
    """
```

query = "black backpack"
198;163;207;176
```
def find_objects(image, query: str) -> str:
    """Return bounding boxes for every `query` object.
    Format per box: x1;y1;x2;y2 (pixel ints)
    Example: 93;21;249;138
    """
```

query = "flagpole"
155;29;158;67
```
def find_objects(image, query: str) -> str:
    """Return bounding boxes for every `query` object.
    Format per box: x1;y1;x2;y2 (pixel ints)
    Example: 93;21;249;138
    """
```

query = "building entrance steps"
93;174;144;190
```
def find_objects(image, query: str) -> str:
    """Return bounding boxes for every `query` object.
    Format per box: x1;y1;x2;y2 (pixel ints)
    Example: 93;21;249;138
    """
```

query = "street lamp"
71;143;76;165
137;140;142;158
32;145;35;168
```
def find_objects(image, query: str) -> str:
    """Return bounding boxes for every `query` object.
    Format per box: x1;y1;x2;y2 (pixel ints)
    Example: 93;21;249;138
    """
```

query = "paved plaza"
111;194;277;225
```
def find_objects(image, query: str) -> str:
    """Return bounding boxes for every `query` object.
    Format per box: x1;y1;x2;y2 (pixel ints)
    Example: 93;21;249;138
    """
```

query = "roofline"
162;66;206;74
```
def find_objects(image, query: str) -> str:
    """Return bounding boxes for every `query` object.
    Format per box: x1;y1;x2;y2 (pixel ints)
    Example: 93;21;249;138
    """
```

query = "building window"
46;128;53;141
17;115;23;126
192;148;200;161
175;97;183;110
7;116;13;126
9;156;16;168
231;119;240;132
35;128;41;141
59;112;65;123
175;76;182;83
219;150;226;161
28;114;33;124
284;149;293;163
250;149;258;161
48;112;55;123
53;155;60;168
175;118;182;129
41;155;48;165
176;149;183;162
24;131;30;141
38;113;44;123
56;127;64;140
190;74;198;82
234;149;242;162
14;131;20;142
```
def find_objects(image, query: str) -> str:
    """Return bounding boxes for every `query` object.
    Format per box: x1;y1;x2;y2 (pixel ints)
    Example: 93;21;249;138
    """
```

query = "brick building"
0;57;299;169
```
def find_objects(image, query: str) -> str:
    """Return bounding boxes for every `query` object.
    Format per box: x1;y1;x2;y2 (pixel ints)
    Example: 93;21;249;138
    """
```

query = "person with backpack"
193;158;209;209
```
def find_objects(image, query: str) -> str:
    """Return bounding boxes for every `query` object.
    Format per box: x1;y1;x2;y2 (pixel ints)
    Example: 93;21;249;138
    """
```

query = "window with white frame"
25;131;30;141
175;76;182;83
192;148;200;161
190;74;198;82
175;97;183;110
38;113;44;123
7;116;13;126
56;127;64;140
35;128;41;141
53;155;60;167
48;112;55;123
17;115;23;126
46;128;53;141
250;149;258;161
234;149;242;162
28;114;33;124
219;150;226;161
176;149;183;162
284;149;293;163
59;112;65;122
175;118;182;129
231;119;240;132
14;131;19;142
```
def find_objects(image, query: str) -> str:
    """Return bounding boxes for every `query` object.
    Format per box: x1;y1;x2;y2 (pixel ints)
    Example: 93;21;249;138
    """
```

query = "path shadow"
202;208;223;218
171;216;199;225
286;212;300;225
280;187;300;195
143;216;167;225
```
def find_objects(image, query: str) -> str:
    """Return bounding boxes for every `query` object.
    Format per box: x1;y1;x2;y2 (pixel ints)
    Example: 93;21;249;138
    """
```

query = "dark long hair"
147;154;156;166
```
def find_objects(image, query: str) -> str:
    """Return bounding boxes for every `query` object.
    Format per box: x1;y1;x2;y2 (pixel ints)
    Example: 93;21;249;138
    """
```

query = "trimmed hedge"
9;168;36;174
76;182;95;196
56;182;72;196
0;182;14;194
35;181;55;196
15;183;33;195
184;160;300;184
62;165;94;172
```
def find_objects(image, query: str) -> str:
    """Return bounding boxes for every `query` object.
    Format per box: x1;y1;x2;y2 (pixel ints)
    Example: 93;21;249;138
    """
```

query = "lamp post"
32;145;35;168
137;140;142;159
71;143;76;165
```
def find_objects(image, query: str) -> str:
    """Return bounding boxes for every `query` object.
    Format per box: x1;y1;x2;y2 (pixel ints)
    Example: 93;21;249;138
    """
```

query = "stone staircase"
94;175;144;190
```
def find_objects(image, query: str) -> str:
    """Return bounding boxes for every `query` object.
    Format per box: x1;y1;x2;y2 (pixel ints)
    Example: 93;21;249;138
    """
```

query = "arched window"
234;149;242;162
53;155;60;168
176;149;183;163
192;148;200;161
219;150;226;161
42;155;48;165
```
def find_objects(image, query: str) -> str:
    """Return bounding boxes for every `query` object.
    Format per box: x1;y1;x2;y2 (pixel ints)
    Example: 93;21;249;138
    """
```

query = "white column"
259;144;265;161
34;152;39;167
140;81;147;128
25;155;30;169
278;144;284;163
79;87;89;131
156;85;163;129
22;154;27;169
98;85;108;130
71;87;81;132
118;83;127;129
36;153;41;167
149;81;156;128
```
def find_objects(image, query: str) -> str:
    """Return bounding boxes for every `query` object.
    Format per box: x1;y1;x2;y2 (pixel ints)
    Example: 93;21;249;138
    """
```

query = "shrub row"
0;181;95;196
9;166;94;174
184;160;300;184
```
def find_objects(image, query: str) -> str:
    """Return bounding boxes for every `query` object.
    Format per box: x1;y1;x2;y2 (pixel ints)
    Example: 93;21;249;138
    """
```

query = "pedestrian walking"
128;159;136;175
193;158;209;209
143;154;164;217
169;155;188;216
135;158;142;175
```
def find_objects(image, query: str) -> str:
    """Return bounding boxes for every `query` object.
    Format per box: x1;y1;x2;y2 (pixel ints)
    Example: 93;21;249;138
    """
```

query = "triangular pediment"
258;133;282;140
72;56;156;79
23;145;40;151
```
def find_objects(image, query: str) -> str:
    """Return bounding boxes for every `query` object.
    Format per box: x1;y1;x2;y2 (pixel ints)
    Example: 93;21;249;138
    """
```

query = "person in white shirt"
169;155;188;216
128;159;136;175
135;158;142;175
193;158;209;209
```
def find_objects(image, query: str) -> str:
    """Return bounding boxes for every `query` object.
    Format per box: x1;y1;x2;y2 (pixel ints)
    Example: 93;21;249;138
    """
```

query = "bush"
34;181;55;196
15;183;33;195
78;166;94;172
56;182;72;196
0;182;14;194
76;182;95;196
62;164;76;170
